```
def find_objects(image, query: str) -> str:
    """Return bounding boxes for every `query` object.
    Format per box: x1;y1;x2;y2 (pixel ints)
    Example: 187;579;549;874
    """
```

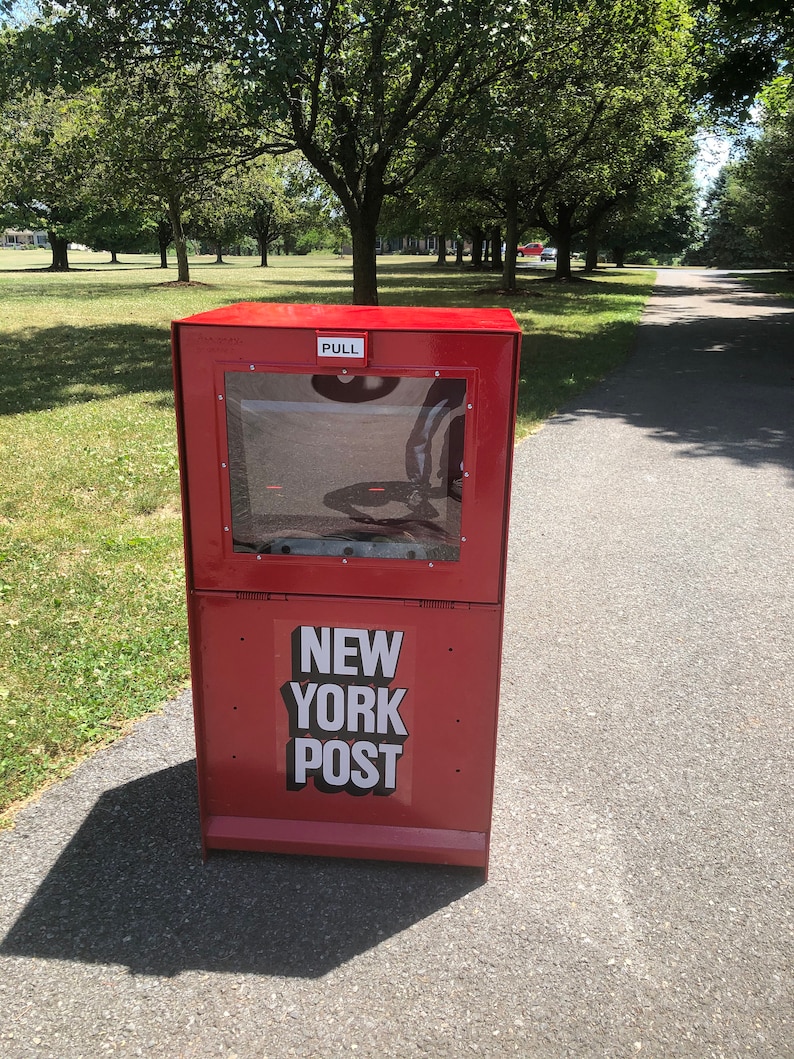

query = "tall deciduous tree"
71;201;154;262
92;62;258;282
698;82;794;268
233;156;295;267
40;0;531;303
595;152;701;268
695;164;768;267
734;88;794;267
527;0;696;280
692;0;794;117
0;87;98;269
408;0;696;289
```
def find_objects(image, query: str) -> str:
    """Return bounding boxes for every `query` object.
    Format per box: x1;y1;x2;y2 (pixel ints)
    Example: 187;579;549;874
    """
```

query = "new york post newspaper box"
172;303;522;872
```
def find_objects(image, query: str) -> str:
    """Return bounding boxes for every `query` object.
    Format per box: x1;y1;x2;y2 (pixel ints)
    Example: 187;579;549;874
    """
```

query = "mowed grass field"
0;249;656;822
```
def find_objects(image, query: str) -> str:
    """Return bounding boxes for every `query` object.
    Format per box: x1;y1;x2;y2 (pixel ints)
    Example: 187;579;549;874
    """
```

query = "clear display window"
224;372;467;561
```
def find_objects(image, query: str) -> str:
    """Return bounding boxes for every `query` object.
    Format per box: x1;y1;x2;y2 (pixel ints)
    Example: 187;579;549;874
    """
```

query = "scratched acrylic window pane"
225;372;466;560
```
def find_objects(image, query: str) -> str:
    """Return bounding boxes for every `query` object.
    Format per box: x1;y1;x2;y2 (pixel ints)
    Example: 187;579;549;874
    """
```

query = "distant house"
2;229;48;249
375;235;472;255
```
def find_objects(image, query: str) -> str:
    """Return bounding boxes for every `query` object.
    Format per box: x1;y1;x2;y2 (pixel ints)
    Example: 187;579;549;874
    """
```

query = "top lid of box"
175;301;521;334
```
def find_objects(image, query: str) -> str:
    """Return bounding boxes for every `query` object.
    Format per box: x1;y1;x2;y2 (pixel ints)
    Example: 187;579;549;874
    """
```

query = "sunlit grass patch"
732;270;794;302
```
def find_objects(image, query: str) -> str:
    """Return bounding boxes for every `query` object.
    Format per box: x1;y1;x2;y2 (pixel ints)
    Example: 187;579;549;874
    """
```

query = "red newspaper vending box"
171;303;522;872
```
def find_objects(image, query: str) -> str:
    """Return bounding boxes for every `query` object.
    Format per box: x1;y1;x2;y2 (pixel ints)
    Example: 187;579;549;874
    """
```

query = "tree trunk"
435;235;446;265
166;194;190;282
502;192;520;292
553;205;575;280
254;218;270;267
584;229;599;272
302;146;382;302
470;226;484;270
110;249;119;264
490;226;502;272
48;232;69;271
157;219;171;268
349;211;379;305
613;246;626;268
455;237;464;266
215;243;224;264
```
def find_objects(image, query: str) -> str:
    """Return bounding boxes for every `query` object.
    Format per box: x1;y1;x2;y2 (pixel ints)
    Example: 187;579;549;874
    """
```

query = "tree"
695;164;767;267
277;157;348;257
596;158;701;267
734;89;794;267
0;86;99;269
92;62;259;282
403;1;577;292
72;201;155;262
233;155;294;267
405;0;696;290
188;171;250;264
39;0;530;303
697;84;794;268
692;0;794;117
527;0;696;280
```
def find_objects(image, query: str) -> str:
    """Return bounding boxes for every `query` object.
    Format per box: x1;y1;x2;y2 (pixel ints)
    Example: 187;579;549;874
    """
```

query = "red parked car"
516;242;544;257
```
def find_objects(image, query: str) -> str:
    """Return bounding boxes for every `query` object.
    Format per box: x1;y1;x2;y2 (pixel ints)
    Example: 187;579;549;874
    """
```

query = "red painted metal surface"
172;303;522;871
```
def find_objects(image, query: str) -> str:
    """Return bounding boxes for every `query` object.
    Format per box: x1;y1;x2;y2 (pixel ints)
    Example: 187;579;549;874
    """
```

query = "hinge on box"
405;599;469;609
236;591;287;600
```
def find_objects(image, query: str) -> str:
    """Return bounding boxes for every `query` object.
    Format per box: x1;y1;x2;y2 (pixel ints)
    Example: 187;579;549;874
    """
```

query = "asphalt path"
1;268;792;1058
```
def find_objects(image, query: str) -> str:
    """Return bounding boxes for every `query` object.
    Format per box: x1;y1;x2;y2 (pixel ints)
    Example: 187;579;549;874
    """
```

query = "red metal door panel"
173;315;520;604
193;593;502;842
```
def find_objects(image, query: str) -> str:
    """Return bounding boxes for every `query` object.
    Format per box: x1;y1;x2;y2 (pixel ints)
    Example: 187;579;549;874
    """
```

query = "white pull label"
317;335;366;359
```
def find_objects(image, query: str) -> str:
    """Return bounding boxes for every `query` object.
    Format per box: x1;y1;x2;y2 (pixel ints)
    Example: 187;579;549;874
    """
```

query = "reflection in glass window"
225;372;466;560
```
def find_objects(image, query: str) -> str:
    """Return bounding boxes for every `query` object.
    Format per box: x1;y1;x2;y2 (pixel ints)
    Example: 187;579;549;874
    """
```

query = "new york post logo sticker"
281;625;409;795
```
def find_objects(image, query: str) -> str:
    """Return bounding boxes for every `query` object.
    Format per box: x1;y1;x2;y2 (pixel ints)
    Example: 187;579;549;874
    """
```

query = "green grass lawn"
732;269;794;301
0;249;655;822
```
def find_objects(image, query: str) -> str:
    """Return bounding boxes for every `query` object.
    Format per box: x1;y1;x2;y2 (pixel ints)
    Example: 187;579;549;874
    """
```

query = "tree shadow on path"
558;274;794;482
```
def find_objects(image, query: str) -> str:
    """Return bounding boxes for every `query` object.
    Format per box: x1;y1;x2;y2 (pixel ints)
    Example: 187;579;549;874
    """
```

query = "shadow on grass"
1;275;359;302
0;266;654;420
0;759;480;978
518;318;642;426
1;314;643;427
0;323;173;416
1;290;652;429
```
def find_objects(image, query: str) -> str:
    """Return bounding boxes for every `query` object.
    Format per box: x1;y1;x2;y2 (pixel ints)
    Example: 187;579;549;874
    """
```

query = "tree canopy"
36;0;535;301
0;86;100;268
693;0;794;117
7;0;790;287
